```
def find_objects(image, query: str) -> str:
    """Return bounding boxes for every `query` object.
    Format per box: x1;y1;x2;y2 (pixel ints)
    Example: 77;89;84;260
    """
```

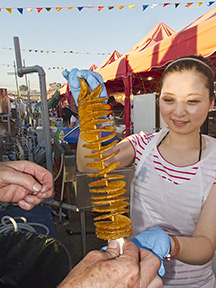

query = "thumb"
105;240;121;258
2;168;42;193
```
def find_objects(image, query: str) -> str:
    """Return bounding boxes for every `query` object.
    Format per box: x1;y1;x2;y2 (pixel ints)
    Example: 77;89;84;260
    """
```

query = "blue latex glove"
132;227;171;277
62;68;107;105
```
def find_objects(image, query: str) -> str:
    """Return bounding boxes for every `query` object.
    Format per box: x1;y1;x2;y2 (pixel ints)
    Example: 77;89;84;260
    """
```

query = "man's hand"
0;161;53;210
58;239;162;288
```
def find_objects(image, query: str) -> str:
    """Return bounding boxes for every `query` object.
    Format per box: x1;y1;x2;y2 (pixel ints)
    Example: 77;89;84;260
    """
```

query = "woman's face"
159;70;214;135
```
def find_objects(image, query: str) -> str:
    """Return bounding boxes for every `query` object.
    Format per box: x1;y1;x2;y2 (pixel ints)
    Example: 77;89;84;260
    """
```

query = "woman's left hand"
131;227;171;277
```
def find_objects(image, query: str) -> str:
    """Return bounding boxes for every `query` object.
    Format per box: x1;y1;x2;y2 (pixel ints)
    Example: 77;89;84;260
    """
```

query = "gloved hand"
62;68;107;105
131;227;171;277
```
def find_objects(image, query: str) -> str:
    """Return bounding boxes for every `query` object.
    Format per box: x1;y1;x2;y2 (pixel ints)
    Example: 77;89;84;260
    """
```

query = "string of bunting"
2;47;110;56
0;63;66;71
0;2;214;14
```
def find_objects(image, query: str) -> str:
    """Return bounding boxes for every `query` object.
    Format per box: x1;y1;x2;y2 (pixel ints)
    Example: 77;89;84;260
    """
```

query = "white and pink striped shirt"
127;128;216;287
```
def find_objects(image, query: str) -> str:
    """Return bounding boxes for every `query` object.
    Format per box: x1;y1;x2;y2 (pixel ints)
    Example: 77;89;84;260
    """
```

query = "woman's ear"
210;98;215;110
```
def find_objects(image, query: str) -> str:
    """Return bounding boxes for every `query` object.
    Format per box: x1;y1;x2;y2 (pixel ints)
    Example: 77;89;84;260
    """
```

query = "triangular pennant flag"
27;8;33;13
17;8;23;14
163;3;170;7
35;50;38;52
118;6;125;9
46;51;49;53
29;50;32;52
41;50;44;53
37;8;43;13
0;9;1;12
185;3;193;7
108;6;114;9
56;7;62;12
151;4;159;8
46;8;51;11
175;3;180;7
6;8;12;14
67;7;73;10
70;51;73;53
142;5;149;10
207;1;214;6
129;5;136;9
197;2;203;6
77;7;84;11
98;6;104;11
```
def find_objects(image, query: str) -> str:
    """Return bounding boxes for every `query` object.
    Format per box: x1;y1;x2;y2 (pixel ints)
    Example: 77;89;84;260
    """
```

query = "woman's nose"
173;102;187;116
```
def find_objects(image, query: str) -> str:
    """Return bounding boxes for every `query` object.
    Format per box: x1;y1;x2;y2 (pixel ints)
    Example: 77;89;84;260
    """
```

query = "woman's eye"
163;99;174;102
187;100;200;104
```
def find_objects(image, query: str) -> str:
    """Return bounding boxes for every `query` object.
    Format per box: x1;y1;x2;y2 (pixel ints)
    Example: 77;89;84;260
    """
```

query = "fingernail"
41;193;47;198
26;196;34;203
19;200;26;206
108;240;118;249
33;183;42;192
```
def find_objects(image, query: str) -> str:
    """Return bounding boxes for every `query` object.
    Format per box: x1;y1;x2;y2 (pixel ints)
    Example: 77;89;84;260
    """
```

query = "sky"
0;0;215;91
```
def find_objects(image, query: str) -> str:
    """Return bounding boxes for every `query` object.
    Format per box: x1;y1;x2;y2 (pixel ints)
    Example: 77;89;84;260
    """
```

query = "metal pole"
23;59;31;124
13;36;53;173
13;61;22;134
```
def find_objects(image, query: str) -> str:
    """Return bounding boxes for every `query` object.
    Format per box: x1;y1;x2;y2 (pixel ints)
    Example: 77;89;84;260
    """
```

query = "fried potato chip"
90;189;126;200
77;77;92;102
105;174;125;180
80;111;110;125
96;227;133;241
83;142;101;151
88;178;108;187
87;162;121;177
79;103;110;118
79;97;108;110
92;201;130;213
89;180;126;193
91;196;129;206
94;215;132;231
80;118;113;132
86;150;119;169
88;174;125;186
93;209;130;221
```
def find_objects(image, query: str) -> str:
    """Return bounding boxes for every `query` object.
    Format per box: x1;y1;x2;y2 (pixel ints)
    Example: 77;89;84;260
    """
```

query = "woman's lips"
172;119;189;127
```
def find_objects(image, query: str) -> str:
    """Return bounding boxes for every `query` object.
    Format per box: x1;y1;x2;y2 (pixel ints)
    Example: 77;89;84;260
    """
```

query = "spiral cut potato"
78;77;133;241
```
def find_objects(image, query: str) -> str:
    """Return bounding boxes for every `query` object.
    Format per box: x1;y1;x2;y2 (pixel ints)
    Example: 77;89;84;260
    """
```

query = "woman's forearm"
176;235;215;265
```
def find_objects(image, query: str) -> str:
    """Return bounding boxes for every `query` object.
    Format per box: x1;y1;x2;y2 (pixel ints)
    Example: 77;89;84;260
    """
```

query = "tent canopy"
89;64;98;71
97;50;122;70
97;7;216;84
128;22;175;53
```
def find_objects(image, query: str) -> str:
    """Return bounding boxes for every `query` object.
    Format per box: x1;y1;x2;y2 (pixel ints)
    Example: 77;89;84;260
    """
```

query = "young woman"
77;55;216;287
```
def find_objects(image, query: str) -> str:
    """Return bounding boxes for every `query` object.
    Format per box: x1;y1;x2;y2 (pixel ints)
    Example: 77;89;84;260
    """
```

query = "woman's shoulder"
127;130;155;149
202;134;216;162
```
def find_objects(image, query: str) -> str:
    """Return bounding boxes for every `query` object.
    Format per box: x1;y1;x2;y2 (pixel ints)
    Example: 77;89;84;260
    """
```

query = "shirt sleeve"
126;131;154;166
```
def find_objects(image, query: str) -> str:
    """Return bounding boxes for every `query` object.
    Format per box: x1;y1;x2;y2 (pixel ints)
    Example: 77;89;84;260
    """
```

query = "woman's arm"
175;183;216;265
76;134;135;173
